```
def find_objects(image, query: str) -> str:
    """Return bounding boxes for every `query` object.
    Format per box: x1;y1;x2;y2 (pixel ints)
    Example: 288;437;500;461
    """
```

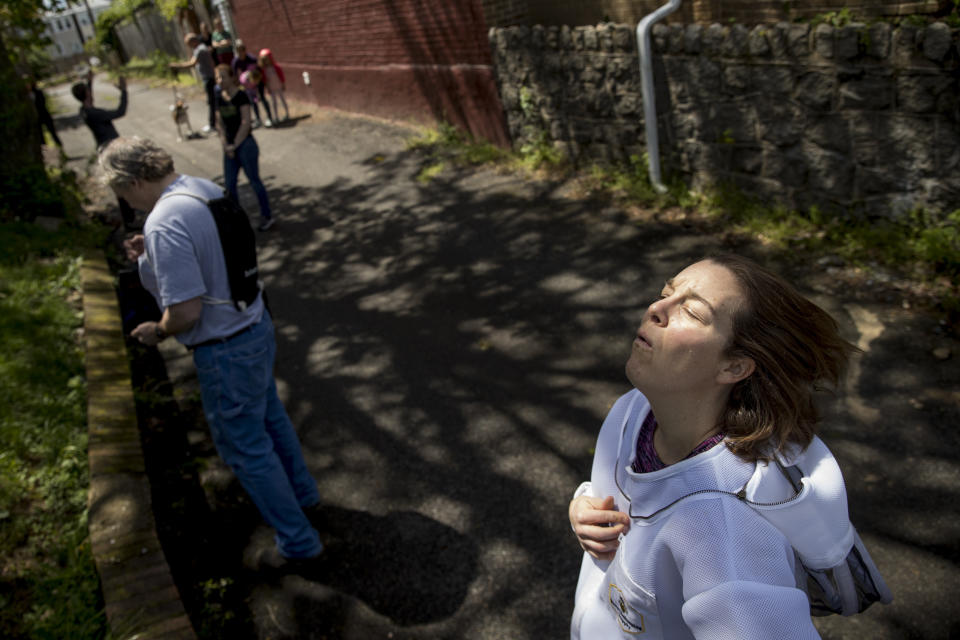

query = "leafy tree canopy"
155;0;188;21
1;0;50;41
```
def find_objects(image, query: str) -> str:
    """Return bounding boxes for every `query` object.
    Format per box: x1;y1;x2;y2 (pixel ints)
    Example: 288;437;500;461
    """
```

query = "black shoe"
245;542;324;575
258;218;275;231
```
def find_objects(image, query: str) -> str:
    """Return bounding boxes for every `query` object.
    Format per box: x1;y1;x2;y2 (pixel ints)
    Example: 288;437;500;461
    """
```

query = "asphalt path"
50;77;960;639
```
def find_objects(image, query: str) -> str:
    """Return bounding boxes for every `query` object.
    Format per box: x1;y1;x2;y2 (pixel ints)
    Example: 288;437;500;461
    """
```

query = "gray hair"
98;137;175;189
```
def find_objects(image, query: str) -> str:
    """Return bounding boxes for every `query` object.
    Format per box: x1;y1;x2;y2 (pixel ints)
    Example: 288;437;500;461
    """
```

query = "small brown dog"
170;86;196;141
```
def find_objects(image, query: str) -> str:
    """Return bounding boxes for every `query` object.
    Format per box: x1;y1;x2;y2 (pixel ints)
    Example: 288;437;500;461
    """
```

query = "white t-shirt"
571;389;820;640
139;174;262;346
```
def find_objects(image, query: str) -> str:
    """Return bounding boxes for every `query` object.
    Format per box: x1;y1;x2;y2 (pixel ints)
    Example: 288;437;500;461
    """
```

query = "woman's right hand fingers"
579;538;620;561
569;495;630;560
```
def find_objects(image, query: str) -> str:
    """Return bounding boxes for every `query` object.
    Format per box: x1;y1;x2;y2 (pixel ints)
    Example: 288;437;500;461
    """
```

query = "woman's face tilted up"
626;260;749;397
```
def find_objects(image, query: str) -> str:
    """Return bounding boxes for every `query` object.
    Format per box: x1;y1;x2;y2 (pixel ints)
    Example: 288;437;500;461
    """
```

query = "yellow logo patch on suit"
609;583;645;634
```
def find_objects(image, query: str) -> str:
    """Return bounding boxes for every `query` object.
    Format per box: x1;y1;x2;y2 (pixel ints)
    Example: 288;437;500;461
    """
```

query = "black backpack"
159;191;261;311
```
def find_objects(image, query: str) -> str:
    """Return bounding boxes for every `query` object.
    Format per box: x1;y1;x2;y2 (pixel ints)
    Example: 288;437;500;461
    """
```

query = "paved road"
52;77;959;639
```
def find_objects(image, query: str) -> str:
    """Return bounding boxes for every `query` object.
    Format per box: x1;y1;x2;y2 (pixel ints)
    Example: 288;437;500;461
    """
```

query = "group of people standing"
172;19;289;133
168;21;289;231
28;13;289;233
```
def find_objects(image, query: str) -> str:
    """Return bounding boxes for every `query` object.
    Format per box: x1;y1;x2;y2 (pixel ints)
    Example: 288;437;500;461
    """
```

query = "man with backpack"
99;136;324;565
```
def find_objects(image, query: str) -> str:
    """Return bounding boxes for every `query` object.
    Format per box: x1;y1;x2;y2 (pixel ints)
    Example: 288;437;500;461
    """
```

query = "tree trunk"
83;0;96;30
0;31;58;221
71;11;86;45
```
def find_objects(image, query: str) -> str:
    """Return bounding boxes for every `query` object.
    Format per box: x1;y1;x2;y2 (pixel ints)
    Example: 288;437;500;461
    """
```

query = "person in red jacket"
257;48;289;123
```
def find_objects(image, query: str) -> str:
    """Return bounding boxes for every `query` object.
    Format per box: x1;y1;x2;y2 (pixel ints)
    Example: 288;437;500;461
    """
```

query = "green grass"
116;51;196;88
0;206;108;637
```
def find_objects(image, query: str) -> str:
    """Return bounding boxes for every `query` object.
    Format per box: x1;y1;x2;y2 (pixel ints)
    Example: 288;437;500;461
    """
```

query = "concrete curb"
81;249;197;640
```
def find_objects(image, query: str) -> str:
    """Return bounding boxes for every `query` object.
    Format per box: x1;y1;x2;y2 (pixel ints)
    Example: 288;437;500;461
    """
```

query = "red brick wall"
230;0;510;145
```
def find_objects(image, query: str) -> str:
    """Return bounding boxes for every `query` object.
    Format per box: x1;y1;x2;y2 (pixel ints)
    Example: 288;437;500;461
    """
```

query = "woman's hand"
569;495;630;561
224;143;235;158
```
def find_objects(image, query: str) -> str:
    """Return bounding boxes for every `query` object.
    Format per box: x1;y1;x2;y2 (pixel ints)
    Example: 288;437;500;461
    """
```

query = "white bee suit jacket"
571;389;822;640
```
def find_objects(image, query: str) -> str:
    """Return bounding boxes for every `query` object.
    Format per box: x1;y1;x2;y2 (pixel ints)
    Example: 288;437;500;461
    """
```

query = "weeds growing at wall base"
407;121;566;182
706;185;960;282
0;170;108;638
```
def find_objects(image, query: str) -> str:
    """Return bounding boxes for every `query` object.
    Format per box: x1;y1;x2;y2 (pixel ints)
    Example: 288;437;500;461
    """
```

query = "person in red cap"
257;48;289;123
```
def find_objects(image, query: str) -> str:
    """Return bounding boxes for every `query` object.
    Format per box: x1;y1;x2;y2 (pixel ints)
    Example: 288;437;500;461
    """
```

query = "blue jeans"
193;311;322;558
224;136;272;220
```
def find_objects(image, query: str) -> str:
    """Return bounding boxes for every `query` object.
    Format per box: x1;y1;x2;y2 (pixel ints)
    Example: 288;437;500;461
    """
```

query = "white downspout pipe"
636;0;682;194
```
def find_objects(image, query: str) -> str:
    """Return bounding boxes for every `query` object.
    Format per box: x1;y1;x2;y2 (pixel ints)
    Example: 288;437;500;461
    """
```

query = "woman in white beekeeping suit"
568;254;887;639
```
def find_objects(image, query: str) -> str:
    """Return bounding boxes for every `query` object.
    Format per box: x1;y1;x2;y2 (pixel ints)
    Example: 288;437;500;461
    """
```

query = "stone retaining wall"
490;21;960;218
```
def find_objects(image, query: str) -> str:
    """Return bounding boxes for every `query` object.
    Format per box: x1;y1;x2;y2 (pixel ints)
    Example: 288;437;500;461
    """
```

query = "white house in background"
41;0;112;61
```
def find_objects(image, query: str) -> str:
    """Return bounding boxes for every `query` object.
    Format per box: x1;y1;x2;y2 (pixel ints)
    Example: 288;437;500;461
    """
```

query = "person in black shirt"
71;70;136;227
214;64;274;231
26;76;62;148
71;70;127;148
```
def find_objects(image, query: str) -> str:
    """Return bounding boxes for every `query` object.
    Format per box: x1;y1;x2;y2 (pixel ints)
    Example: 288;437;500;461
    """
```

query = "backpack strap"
156;190;241;307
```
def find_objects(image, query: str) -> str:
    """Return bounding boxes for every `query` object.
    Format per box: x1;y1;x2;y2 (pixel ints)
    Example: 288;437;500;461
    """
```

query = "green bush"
909;209;960;277
516;130;566;171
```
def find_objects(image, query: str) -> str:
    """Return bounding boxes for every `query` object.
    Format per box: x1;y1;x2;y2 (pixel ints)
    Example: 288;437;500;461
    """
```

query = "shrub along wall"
490;21;960;218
